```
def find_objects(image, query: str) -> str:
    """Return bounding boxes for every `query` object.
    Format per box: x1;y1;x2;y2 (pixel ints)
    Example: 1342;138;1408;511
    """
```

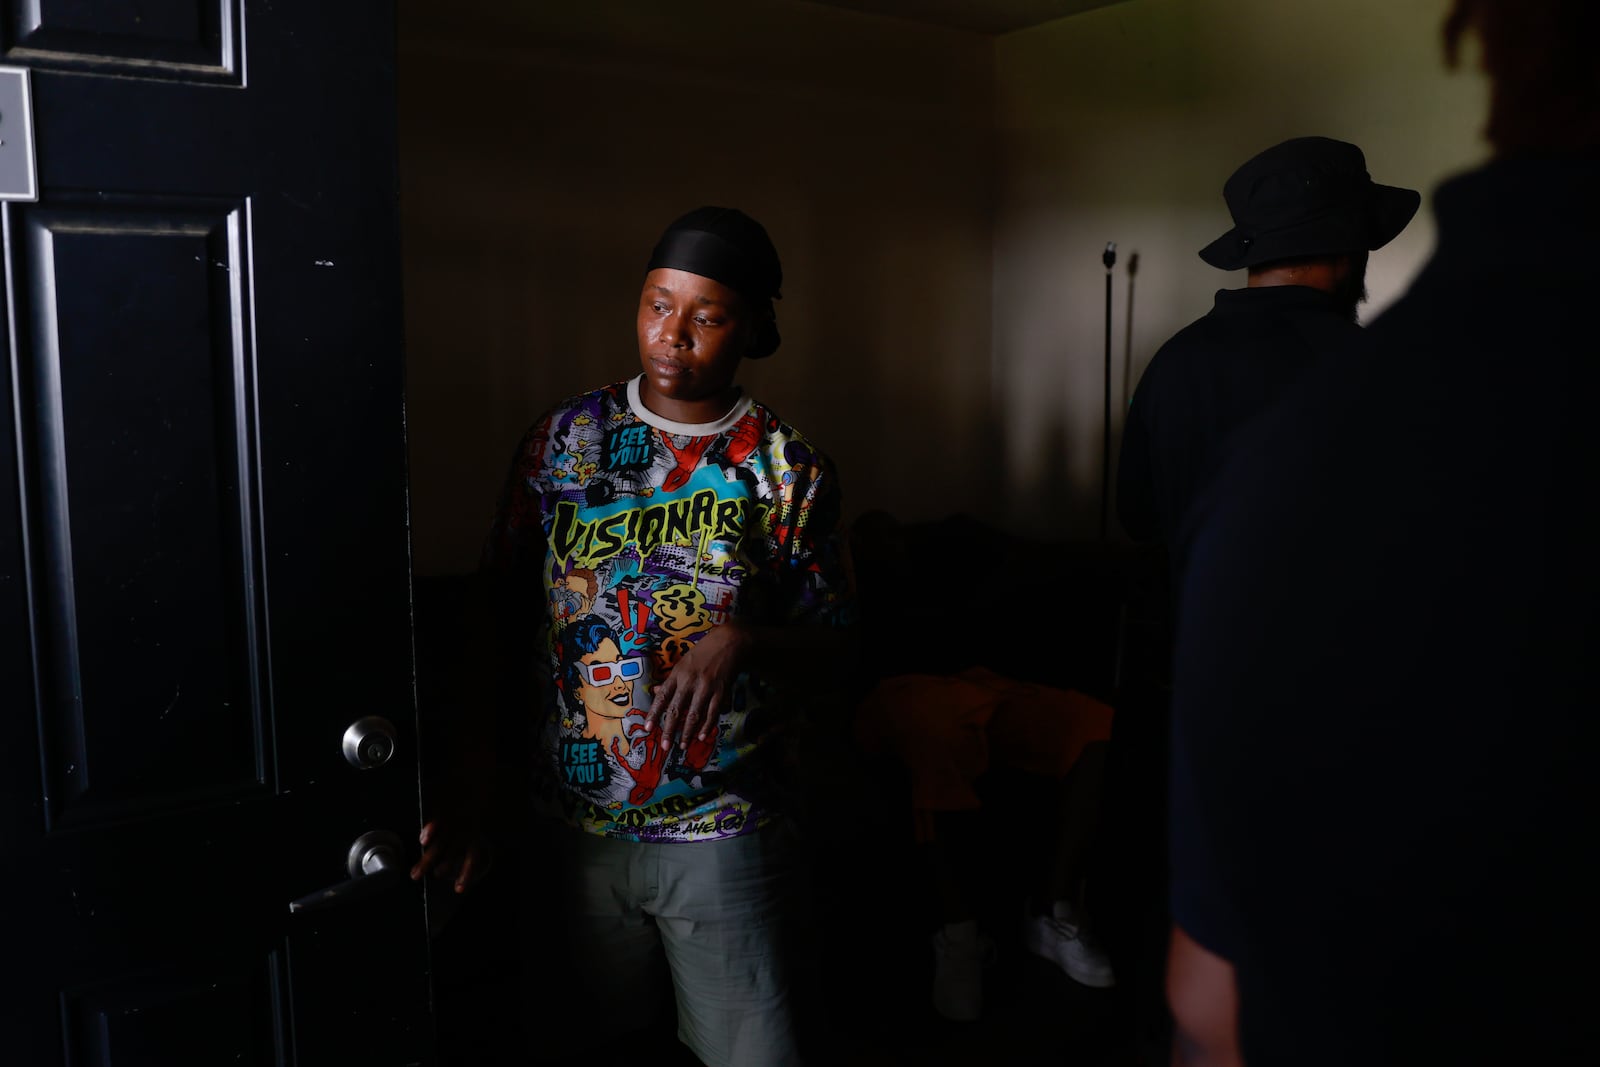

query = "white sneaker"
932;923;995;1021
1023;903;1116;989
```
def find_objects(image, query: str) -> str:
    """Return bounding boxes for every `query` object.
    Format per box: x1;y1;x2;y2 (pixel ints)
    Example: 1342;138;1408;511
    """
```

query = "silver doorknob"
342;715;397;769
288;830;406;913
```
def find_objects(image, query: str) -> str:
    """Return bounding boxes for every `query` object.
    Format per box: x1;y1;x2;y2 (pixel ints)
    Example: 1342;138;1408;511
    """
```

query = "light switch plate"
0;65;38;202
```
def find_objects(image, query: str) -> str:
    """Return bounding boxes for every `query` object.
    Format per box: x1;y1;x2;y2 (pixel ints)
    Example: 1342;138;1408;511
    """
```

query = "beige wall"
993;0;1490;538
399;1;996;575
399;0;1493;573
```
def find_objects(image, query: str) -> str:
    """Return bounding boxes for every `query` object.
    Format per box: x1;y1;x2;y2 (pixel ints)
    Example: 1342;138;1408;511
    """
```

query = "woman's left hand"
647;622;753;749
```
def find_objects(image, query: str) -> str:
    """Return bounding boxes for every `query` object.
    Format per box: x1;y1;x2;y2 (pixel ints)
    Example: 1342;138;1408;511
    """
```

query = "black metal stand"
1123;251;1139;411
1101;242;1116;541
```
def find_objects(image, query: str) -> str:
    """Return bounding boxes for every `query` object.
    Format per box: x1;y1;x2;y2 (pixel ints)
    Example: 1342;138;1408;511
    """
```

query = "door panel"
14;199;266;828
1;2;432;1064
60;958;285;1066
2;0;242;83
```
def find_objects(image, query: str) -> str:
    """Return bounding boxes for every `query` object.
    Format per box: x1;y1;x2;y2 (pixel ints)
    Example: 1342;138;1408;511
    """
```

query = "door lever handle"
288;830;406;913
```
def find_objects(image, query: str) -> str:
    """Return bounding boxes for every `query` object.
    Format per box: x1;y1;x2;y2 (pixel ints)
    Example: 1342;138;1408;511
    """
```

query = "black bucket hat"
1198;137;1421;271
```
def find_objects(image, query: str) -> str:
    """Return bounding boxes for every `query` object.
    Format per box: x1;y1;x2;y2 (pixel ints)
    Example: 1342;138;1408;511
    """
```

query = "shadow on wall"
1028;410;1108;542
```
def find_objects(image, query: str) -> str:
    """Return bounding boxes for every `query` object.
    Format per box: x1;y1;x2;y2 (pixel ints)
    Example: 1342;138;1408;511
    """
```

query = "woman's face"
635;268;750;423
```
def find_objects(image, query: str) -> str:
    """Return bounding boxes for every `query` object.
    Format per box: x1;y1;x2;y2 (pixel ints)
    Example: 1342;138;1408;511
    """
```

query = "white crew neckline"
627;374;750;437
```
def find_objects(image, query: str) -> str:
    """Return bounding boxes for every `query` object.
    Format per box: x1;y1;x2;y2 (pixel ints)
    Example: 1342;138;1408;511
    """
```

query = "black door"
0;2;432;1063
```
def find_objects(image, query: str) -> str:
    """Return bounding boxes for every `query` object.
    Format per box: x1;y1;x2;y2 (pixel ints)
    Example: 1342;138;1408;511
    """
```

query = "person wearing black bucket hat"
1100;137;1418;1061
1119;136;1421;569
414;207;851;1066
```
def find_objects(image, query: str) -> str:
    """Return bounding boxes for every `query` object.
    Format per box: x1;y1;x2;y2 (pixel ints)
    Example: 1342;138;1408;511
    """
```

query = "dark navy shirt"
1117;284;1362;565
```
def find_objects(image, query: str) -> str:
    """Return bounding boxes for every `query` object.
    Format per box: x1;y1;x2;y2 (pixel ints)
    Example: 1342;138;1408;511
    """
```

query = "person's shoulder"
539;379;631;421
515;381;634;444
1135;306;1235;395
746;395;835;465
1152;301;1237;360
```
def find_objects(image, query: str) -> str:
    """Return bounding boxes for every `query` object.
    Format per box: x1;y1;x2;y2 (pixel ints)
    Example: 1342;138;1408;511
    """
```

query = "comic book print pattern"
488;380;848;842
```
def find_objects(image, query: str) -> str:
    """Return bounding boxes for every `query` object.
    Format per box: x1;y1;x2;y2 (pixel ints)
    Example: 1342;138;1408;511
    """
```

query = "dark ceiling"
801;0;1130;35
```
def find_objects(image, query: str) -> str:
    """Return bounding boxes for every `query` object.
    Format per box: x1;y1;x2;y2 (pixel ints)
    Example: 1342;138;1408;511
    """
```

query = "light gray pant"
560;824;803;1067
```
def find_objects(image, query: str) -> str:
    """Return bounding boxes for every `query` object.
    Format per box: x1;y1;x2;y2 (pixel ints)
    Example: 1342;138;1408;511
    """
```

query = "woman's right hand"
409;818;491;894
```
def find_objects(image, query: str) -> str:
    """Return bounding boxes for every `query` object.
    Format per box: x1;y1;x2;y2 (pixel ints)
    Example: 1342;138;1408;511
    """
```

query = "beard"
1333;249;1371;323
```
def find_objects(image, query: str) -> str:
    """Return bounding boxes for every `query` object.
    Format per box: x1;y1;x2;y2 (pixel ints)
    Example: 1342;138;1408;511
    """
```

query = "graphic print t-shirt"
487;377;849;842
